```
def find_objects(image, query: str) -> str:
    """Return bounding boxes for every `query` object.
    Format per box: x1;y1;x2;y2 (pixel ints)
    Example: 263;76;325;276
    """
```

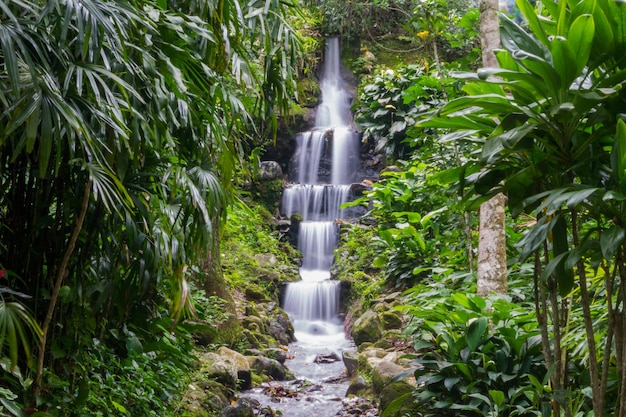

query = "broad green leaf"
551;38;577;88
601;225;625;259
517;0;550;46
517;216;559;261
489;390;506;407
612;119;626;187
466;317;488;352
111;400;128;414
444;376;460;390
591;3;615;58
500;14;548;59
567;14;595;75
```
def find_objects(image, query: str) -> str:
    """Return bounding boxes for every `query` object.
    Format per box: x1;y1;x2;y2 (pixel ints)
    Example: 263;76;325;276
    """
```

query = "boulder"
218;398;255;417
370;359;413;394
257;161;283;181
200;352;238;389
217;347;252;390
381;310;403;329
247;355;292;380
182;380;230;414
345;376;371;397
263;347;288;364
351;310;383;346
379;381;414;414
267;309;295;345
342;350;359;376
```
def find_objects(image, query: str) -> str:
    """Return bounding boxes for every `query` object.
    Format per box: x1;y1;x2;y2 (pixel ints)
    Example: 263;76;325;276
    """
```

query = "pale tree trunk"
477;194;507;295
477;0;508;296
480;0;500;68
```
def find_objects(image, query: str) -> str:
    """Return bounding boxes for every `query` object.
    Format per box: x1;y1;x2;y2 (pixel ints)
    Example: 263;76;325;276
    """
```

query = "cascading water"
281;36;360;346
242;37;363;417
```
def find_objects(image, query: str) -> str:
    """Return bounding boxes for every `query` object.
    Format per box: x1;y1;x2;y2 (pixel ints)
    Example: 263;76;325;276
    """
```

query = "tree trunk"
202;216;242;345
477;0;508;296
476;193;507;296
480;0;500;68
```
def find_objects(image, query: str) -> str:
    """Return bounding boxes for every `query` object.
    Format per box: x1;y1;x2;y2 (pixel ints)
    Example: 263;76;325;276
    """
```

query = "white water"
281;36;359;346
243;37;360;417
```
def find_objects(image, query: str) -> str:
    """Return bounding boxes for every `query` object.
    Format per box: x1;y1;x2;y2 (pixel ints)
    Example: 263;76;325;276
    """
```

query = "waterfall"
281;37;360;341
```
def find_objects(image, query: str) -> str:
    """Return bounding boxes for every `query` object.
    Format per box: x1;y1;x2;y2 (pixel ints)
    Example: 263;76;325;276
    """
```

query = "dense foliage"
0;0;306;414
421;1;626;415
352;0;626;416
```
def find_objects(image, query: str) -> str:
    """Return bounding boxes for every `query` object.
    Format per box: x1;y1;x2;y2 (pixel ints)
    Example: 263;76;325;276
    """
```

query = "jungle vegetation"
2;0;626;416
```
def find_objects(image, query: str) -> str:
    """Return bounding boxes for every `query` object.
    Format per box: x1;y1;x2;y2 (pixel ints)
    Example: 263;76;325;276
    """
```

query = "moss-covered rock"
199;351;238;390
217;347;252;390
351;309;383;346
378;381;414;415
381;310;403;329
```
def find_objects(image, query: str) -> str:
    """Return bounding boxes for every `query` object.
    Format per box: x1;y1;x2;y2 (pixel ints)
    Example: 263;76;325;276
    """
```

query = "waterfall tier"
281;37;360;339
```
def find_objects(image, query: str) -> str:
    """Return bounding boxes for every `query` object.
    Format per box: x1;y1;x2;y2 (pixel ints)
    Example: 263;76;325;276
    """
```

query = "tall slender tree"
476;0;508;296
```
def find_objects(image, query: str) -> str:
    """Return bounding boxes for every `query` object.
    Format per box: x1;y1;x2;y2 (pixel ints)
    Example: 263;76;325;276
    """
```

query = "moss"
246;178;284;214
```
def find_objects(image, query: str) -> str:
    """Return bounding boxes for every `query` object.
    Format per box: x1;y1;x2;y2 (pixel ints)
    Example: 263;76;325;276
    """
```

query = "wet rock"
314;352;341;363
263;347;288;364
345;376;371;397
248;355;292;380
338;396;379;417
381;310;403;329
351;310;383;346
217;347;252;390
370;359;412;393
218;398;256;417
342;350;359;376
267;309;295;345
258;161;284;181
200;351;238;389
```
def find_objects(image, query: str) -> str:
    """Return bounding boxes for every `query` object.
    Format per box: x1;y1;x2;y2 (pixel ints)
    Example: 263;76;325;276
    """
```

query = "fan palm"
0;0;304;401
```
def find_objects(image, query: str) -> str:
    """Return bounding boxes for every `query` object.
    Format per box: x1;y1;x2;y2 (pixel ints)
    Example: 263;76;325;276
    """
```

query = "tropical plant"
390;291;547;417
419;0;626;415
354;64;456;159
0;0;305;411
353;158;474;289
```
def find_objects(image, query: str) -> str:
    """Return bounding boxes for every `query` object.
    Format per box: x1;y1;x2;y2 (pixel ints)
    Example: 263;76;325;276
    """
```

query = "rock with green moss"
181;379;230;416
247;355;292;381
218;398;255;417
342;350;359;376
345;376;371;397
381;310;403;329
217;347;252;390
351;310;383;346
369;358;406;393
378;381;415;415
199;351;238;389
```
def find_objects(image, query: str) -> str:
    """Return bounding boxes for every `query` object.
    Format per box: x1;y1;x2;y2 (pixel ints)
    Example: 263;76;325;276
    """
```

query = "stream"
242;37;373;416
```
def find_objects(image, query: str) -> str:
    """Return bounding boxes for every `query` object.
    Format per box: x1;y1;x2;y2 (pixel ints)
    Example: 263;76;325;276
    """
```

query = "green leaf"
466;317;488;352
500;13;548;60
111;400;128;414
612;119;626;188
489;389;506;407
601;225;625;259
444;376;460;390
551;38;577;88
516;0;550;46
567;14;595;75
